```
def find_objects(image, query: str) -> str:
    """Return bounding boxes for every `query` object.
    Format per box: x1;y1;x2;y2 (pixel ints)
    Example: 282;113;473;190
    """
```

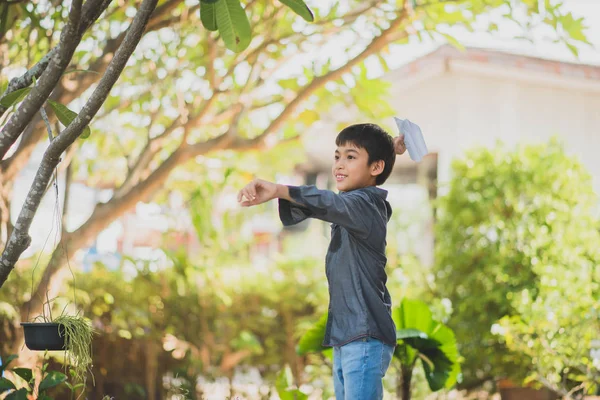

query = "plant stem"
401;364;413;400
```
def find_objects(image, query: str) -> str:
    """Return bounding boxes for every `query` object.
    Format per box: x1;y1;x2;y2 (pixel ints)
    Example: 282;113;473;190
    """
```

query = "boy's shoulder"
343;186;391;217
347;186;388;202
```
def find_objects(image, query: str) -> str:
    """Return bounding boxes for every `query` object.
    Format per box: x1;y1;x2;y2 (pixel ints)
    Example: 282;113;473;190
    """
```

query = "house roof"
385;44;600;92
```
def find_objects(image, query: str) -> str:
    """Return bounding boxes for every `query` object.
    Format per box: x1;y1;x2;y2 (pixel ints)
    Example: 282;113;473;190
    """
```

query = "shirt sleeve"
278;185;374;237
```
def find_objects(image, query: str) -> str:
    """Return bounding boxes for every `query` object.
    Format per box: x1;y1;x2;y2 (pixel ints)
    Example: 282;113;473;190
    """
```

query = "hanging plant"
18;102;96;397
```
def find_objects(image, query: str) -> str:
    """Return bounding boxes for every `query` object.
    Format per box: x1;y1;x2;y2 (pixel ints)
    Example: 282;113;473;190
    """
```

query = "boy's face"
332;143;381;191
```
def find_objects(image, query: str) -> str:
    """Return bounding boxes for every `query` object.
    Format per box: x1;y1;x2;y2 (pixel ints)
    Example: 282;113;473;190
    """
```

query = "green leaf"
0;355;18;373
0;87;32;108
560;12;589;43
5;388;28;400
12;368;33;384
47;99;91;139
279;0;314;22
565;42;579;57
393;298;434;333
419;348;454;391
200;1;218;31
296;313;328;355
39;371;67;391
277;78;300;91
377;54;390;73
0;377;17;391
275;365;308;400
438;32;465;51
215;0;252;52
397;329;442;351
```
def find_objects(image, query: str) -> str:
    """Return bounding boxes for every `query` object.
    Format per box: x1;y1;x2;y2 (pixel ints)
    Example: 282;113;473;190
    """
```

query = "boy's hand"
394;135;407;155
237;179;278;207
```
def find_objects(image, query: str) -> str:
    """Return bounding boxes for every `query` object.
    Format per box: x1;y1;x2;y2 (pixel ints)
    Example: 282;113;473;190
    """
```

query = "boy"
238;123;406;399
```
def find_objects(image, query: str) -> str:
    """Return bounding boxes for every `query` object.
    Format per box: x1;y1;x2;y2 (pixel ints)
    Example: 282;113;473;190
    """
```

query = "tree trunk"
145;339;159;400
282;308;302;386
0;179;12;248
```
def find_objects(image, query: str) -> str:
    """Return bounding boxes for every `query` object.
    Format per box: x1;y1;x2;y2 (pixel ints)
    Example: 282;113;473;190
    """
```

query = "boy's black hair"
335;123;396;185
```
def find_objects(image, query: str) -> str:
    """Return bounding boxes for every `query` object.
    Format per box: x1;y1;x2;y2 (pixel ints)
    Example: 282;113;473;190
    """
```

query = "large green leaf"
39;371;67;391
398;329;442;351
275;365;308;400
296;313;328;355
393;298;436;333
428;322;461;389
215;0;251;52
393;299;461;391
11;368;33;384
419;347;454;391
279;0;314;22
5;388;28;400
0;355;18;374
47;100;91;139
0;87;31;108
0;377;16;391
200;1;218;31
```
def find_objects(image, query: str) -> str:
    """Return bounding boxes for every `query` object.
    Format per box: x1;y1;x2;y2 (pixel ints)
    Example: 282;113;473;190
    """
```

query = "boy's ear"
370;160;385;177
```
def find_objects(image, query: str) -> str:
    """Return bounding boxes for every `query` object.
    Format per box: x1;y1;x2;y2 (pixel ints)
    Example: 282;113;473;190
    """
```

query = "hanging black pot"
21;322;66;351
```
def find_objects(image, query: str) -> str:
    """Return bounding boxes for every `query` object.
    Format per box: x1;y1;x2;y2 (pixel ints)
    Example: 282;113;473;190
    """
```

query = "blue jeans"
333;337;395;400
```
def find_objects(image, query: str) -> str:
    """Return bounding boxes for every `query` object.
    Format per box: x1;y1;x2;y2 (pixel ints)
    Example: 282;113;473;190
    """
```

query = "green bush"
434;139;600;393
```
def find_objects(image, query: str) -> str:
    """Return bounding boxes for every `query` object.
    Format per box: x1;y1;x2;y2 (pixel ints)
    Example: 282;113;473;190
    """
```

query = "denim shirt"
279;185;397;347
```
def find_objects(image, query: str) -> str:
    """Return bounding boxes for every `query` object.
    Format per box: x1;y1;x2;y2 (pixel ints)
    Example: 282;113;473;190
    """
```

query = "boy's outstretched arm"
237;179;295;207
238;179;376;237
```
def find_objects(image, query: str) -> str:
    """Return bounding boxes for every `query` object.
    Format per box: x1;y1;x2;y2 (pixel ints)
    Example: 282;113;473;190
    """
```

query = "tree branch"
224;12;410;152
0;0;84;159
113;121;182;199
145;4;199;32
145;0;186;31
0;0;159;289
61;153;73;231
0;0;113;119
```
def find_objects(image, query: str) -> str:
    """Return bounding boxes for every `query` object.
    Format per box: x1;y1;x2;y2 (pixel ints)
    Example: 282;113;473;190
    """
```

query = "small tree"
434;139;600;393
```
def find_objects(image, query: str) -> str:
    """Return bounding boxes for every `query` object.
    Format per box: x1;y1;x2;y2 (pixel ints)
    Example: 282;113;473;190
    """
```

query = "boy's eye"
334;155;339;160
348;155;355;159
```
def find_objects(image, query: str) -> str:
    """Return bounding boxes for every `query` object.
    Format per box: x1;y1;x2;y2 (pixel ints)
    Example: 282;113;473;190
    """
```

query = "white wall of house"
386;59;600;194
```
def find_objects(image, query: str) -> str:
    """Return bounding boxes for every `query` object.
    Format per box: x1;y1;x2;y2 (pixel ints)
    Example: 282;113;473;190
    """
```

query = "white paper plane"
393;117;429;162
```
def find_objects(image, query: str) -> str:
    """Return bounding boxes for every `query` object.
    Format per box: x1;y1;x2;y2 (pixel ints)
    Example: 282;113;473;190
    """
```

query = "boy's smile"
333;144;380;191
